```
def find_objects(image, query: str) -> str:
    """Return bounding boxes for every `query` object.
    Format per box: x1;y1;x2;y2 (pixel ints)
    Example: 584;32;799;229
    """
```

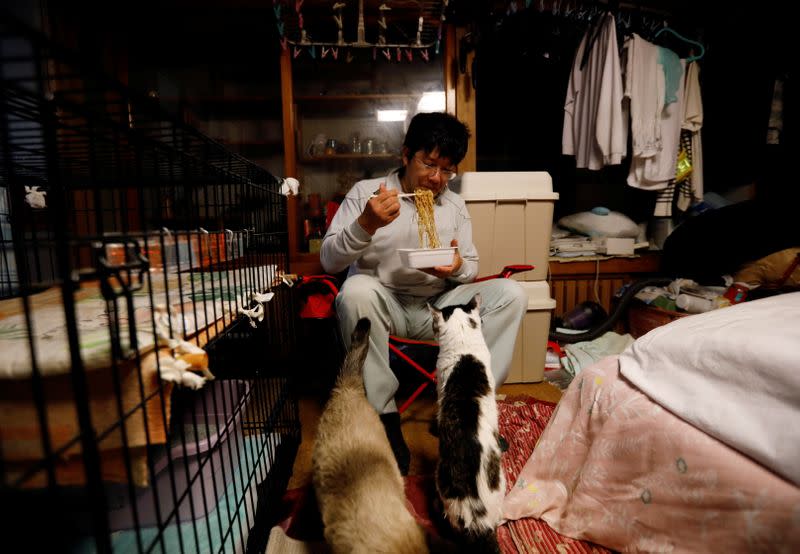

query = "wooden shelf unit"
280;25;476;275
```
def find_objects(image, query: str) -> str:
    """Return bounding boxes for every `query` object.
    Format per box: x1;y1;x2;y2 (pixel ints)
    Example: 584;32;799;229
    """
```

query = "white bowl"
397;247;457;269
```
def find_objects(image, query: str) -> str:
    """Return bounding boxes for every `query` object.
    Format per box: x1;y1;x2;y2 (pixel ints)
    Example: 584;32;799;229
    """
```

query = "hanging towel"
628;57;685;190
562;13;626;170
622;33;664;159
660;47;683;105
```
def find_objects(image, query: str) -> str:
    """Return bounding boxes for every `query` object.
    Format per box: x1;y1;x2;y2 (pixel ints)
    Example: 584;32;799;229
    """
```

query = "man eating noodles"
320;111;527;476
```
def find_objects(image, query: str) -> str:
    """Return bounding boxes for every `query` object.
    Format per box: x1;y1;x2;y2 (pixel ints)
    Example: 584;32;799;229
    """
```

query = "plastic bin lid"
518;280;557;310
457;171;559;201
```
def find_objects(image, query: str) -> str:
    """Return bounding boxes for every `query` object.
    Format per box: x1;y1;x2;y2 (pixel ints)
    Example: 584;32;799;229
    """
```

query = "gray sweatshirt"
320;170;479;297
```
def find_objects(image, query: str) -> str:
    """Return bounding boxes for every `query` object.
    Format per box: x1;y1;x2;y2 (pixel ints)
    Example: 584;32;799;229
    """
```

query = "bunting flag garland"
273;0;445;62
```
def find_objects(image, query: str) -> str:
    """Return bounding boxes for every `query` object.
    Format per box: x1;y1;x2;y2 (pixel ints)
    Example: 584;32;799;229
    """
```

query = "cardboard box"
458;172;559;281
602;237;635;256
507;281;557;383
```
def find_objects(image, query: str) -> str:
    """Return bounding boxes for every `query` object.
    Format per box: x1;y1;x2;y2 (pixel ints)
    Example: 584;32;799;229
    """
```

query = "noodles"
414;188;440;248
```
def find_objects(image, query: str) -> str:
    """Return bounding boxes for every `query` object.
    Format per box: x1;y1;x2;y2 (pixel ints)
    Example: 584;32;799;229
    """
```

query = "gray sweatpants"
335;274;528;414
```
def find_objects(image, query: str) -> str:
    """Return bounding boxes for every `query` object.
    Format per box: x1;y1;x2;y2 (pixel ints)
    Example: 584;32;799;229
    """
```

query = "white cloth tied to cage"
24;186;47;208
239;291;275;328
280;177;300;196
240;303;264;328
158;355;206;390
252;291;274;303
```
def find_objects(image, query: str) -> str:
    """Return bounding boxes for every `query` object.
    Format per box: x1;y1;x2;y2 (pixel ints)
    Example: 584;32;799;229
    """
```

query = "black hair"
402;112;471;165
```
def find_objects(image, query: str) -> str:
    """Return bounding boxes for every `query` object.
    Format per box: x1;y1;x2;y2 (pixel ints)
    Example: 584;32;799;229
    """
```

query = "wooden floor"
287;380;563;489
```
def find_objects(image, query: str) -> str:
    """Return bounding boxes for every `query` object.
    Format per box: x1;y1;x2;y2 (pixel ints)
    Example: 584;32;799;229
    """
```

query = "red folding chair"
293;264;534;413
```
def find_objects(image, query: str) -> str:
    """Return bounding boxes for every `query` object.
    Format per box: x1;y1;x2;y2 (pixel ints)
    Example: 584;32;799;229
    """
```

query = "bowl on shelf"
398;247;457;269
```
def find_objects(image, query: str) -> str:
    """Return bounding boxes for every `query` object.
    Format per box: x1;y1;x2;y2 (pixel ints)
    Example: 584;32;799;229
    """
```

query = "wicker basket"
626;301;691;339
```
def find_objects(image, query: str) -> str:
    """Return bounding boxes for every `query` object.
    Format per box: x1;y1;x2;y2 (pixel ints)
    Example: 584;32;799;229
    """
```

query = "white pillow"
558;209;639;238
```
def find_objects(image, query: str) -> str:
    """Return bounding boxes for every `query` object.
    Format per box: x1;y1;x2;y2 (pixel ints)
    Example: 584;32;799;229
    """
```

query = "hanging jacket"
562;12;626;170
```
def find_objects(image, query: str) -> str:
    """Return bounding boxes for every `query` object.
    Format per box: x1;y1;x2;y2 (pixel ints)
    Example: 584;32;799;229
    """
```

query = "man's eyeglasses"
414;156;457;181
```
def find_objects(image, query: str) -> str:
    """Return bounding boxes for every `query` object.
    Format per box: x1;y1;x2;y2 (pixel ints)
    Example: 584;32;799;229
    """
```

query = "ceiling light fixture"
416;91;446;112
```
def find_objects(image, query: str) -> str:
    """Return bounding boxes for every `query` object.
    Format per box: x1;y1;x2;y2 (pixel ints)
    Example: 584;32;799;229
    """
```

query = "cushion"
558;209;639;238
734;247;800;288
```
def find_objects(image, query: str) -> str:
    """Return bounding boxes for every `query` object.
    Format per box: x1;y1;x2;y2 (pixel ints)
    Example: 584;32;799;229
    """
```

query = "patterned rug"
496;396;612;554
271;396;612;553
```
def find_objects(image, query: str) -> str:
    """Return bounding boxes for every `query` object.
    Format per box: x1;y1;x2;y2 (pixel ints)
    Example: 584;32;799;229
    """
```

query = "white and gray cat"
312;317;429;554
430;294;506;553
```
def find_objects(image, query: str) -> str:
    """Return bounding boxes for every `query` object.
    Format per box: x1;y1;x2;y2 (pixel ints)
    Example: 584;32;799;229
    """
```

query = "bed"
503;292;800;552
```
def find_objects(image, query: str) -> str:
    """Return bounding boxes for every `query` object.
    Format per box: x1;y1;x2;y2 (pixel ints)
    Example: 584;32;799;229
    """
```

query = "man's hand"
357;183;400;235
420;239;463;279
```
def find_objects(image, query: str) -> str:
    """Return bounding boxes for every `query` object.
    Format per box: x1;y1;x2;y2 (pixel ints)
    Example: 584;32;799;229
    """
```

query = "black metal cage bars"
0;13;300;554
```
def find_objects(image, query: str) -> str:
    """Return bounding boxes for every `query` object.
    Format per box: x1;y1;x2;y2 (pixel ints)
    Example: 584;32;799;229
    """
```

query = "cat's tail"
337;317;371;388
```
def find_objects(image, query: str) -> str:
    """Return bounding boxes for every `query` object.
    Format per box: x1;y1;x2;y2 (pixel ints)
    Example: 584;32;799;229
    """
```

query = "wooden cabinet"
280;34;471;274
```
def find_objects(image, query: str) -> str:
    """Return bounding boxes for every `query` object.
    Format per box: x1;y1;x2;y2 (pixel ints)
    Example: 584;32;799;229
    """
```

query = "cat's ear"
468;293;481;311
427;302;438;316
352;318;371;344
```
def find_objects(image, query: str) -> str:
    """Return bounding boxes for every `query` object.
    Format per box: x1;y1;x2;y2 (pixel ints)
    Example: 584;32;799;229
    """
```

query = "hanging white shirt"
562;13;626;170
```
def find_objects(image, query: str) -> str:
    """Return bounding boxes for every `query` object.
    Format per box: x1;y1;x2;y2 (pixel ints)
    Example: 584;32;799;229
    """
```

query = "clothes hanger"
654;26;705;62
579;10;610;70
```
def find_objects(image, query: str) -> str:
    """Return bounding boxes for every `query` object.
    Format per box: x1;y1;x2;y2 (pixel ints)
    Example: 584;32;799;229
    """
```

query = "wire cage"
0;13;300;554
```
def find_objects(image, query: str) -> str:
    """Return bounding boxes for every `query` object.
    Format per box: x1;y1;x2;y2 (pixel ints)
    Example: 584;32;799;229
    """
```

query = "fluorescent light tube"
376;109;408;122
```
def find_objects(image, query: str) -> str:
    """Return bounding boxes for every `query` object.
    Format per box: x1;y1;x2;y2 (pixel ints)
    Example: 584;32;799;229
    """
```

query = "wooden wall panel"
550;276;624;318
548;254;662;319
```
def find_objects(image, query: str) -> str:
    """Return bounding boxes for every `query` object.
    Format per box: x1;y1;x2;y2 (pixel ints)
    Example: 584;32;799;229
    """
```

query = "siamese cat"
312;318;429;554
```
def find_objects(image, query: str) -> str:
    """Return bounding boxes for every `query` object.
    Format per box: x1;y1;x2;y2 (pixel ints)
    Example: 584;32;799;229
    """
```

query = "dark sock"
380;412;410;476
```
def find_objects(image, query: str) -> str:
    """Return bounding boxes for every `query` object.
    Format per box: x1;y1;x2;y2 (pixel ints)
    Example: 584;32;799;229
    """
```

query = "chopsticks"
369;192;418;199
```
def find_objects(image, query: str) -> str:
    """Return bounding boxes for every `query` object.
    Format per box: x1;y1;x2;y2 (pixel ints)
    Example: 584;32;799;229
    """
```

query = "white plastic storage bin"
458;172;559;282
507;281;557;383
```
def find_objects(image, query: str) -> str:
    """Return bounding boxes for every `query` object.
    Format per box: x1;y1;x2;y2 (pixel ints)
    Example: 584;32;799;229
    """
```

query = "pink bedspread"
503;355;800;553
